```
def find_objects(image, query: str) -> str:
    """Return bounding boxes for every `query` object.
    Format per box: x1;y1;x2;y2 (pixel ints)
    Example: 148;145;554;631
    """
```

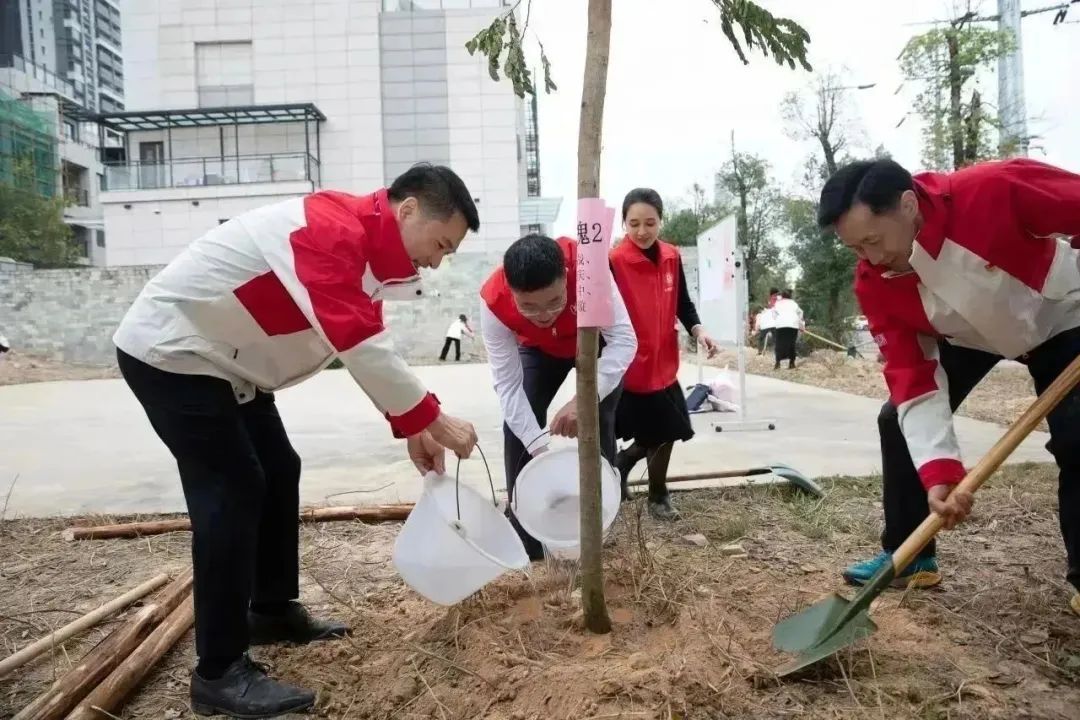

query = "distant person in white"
439;313;474;362
772;288;805;370
754;305;776;355
0;334;9;354
478;233;637;560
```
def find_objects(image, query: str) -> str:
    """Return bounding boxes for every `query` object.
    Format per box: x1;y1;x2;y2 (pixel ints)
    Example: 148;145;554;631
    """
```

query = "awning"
76;103;326;132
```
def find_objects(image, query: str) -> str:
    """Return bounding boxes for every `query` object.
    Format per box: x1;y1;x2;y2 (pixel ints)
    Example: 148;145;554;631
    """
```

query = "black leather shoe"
648;495;680;521
191;654;314;718
248;602;349;646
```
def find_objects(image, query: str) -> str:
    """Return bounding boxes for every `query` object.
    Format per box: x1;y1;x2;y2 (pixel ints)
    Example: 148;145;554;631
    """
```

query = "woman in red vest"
610;189;719;520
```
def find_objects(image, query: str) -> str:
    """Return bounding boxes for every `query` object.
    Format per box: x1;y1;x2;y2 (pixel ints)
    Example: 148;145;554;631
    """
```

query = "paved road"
0;363;1051;518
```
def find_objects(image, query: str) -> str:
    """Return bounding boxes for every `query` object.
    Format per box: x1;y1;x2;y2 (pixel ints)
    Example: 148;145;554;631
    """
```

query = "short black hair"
458;314;467;322
781;289;793;299
388;163;480;232
818;159;913;228
503;234;566;292
769;287;780;295
621;188;664;221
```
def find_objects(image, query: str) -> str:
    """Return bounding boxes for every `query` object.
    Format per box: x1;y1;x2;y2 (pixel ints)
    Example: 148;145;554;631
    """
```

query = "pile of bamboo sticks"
3;570;194;720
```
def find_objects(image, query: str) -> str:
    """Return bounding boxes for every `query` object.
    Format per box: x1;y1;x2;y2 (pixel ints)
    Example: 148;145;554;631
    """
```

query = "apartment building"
92;0;560;266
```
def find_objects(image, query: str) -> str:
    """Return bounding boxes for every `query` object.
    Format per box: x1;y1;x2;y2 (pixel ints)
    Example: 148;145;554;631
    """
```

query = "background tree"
659;183;732;247
0;157;75;267
716;143;784;302
779;74;869;339
898;9;1014;170
469;0;811;634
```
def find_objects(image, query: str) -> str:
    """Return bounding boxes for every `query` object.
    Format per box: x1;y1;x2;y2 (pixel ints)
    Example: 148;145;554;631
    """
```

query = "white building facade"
95;0;559;267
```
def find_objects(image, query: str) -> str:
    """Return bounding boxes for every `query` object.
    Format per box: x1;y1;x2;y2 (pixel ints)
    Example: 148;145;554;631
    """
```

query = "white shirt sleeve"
597;269;638;400
480;303;548;452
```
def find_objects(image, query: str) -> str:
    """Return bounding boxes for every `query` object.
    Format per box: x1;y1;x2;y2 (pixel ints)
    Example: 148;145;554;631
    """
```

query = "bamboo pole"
0;574;170;680
13;570;193;720
64;503;416;541
65;597;195;720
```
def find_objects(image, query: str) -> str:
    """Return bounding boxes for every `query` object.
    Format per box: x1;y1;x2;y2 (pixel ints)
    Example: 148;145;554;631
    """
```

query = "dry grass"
2;464;1077;720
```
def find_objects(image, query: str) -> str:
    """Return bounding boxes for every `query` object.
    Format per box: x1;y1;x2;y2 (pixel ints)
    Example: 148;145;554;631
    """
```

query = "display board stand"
695;217;775;433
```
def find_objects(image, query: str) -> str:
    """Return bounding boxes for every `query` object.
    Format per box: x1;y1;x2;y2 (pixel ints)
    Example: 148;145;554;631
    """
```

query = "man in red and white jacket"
114;164;480;717
819;157;1080;616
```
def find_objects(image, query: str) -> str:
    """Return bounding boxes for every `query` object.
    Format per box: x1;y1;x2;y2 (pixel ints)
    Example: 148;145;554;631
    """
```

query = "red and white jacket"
113;189;441;437
856;159;1080;490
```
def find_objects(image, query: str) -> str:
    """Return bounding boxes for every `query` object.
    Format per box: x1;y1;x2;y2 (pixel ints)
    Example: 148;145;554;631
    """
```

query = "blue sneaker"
842;551;941;589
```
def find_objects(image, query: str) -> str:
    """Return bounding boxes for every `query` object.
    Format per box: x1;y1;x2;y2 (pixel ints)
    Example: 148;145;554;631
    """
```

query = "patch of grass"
773;476;882;542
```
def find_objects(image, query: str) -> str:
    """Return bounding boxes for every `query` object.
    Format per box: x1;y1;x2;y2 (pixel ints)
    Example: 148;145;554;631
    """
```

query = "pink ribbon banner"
575;198;615;328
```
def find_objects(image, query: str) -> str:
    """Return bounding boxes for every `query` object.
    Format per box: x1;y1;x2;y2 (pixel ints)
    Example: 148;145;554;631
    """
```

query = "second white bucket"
512;446;620;552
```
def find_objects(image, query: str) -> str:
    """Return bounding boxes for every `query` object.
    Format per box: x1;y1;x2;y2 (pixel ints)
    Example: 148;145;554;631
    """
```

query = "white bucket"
393;472;529;606
512;446;620;554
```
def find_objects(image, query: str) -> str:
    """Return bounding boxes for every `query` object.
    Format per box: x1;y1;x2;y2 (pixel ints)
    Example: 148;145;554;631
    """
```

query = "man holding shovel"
819;157;1080;617
114;164;481;717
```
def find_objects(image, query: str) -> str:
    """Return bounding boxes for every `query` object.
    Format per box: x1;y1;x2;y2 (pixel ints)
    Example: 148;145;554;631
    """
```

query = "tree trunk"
576;0;613;636
964;89;982;166
13;570;193;720
946;31;964;170
66;597;195;720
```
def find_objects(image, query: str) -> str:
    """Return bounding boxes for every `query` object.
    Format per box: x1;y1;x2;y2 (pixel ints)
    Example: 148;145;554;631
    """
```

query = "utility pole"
997;0;1029;156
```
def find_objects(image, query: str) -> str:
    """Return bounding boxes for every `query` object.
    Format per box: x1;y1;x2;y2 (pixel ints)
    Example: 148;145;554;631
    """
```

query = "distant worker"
439;313;474;362
609;189;720;520
0;333;9;355
754;304;776;355
113;164;481;718
772;289;804;370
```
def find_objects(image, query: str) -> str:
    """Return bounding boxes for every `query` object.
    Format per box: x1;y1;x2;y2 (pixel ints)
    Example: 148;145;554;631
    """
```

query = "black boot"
647;495;680;521
645;444;680;521
191;654;315;719
248;602;349;646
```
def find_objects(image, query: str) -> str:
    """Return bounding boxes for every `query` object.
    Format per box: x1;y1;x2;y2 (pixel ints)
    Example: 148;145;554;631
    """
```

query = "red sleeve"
856;269;965;489
1004;159;1080;242
283;197;438;437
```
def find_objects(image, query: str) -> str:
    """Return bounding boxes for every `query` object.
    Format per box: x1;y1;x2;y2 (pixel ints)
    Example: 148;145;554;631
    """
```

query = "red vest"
480;237;579;359
610;237;681;393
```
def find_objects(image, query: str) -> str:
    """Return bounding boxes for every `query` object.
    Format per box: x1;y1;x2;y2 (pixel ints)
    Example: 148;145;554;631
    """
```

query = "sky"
520;0;1080;235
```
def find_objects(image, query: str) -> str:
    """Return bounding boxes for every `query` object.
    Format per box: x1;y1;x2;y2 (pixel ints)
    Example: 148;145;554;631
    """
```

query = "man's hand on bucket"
427;413;478;460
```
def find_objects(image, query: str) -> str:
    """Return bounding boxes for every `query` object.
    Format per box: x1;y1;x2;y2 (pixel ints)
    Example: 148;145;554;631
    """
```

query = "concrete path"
0;363;1052;518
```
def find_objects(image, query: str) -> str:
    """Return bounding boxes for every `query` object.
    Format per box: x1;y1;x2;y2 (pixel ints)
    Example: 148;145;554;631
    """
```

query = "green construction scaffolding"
0;88;59;198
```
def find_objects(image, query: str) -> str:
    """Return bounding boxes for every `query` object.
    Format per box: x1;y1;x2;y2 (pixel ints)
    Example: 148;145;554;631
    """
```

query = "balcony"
65;187;91;206
104;153;321;191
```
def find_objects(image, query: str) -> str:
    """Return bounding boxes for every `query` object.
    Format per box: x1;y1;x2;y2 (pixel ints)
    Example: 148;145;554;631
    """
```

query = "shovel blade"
771;593;878;676
770;464;825;498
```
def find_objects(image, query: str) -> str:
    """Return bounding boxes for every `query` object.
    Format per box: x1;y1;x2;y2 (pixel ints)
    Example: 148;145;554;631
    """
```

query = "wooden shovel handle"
892;352;1080;573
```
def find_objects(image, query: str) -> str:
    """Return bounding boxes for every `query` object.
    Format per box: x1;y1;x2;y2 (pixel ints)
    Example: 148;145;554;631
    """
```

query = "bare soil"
0;351;120;386
3;464;1077;719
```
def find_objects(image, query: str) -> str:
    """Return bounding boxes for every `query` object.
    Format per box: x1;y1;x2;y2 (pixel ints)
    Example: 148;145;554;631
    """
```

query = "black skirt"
615;380;695;447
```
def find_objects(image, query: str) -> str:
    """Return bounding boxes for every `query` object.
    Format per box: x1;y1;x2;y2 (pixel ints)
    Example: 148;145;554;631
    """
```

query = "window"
196;42;254;108
96;230;105;248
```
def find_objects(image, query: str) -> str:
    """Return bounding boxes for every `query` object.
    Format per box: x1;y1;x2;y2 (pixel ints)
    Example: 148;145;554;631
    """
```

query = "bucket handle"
510;430;552;513
448;519;526;572
453;442;499;521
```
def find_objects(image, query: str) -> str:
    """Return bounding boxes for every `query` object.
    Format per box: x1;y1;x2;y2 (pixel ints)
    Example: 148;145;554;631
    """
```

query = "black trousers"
439;337;461;361
117;350;301;665
503;346;622;558
774;327;798;366
878;331;1080;592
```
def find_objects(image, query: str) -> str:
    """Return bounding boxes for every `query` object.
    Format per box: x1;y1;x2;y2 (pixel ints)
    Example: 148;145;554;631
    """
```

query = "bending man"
480;233;637;560
114;164;481;718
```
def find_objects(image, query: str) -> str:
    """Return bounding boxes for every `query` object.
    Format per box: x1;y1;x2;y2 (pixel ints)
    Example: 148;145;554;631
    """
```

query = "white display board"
696;215;741;346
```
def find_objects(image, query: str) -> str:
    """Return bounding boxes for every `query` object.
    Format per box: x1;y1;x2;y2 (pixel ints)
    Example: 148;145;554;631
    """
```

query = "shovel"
771;352;1080;676
801;329;860;359
625;465;824;498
